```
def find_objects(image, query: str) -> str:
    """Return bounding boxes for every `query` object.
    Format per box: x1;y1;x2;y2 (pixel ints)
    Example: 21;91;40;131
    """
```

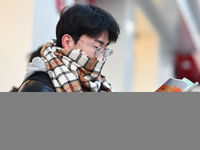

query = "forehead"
96;31;109;41
81;31;109;45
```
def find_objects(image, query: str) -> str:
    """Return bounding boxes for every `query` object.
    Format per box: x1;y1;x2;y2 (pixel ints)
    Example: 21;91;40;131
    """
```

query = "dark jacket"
18;72;56;92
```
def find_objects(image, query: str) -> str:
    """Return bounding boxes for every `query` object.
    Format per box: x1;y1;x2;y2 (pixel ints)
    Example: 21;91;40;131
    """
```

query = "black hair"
56;4;120;47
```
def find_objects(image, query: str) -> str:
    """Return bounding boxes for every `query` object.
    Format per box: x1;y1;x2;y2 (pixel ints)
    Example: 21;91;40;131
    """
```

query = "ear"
61;34;75;50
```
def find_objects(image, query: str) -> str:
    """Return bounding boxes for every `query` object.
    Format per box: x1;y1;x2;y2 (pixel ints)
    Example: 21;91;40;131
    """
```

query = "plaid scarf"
40;40;113;92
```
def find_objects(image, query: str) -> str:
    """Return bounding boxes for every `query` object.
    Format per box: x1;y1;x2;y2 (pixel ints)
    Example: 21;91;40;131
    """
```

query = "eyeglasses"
73;35;113;59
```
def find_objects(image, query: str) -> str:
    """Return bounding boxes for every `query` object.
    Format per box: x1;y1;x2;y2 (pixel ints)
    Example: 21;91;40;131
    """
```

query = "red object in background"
175;53;200;83
56;0;96;13
56;0;66;13
88;0;95;4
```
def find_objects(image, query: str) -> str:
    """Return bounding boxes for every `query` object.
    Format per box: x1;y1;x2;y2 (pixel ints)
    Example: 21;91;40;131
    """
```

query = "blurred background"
0;0;200;92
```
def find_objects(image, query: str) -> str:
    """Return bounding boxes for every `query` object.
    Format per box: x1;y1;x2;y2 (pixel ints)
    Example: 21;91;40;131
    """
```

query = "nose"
96;53;104;59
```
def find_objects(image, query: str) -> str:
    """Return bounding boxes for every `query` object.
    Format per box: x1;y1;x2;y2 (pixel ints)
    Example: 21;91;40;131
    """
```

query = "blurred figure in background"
18;4;120;92
9;87;18;92
28;45;43;63
9;46;43;92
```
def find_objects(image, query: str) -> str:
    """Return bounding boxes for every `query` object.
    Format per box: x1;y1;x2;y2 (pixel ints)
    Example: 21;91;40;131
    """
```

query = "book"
155;77;199;92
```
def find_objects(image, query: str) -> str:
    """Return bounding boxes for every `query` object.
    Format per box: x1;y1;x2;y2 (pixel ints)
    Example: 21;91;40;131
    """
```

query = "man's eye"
94;46;102;50
93;46;98;48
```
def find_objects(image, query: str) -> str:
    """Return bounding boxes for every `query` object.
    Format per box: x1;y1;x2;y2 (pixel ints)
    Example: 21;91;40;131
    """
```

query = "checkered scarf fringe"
40;40;113;92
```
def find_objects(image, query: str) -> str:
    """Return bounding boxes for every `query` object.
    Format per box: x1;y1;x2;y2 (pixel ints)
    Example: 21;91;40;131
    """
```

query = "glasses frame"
72;35;113;59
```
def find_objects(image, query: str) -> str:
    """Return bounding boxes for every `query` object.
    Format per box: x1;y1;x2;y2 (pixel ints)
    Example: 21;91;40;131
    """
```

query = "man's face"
73;31;110;59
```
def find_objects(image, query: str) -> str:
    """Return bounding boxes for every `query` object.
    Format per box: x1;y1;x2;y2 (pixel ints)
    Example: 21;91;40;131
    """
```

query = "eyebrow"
94;39;109;46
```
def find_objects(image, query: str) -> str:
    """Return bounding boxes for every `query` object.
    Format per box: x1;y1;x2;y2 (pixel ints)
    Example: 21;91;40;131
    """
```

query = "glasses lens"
95;47;105;58
103;49;113;58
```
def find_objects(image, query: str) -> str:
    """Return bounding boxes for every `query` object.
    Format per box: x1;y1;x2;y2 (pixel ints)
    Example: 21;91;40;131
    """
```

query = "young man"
18;4;120;92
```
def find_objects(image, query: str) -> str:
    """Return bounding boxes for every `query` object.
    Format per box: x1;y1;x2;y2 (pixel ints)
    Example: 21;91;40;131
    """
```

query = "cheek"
83;49;95;58
74;43;95;58
73;42;81;49
74;42;86;51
